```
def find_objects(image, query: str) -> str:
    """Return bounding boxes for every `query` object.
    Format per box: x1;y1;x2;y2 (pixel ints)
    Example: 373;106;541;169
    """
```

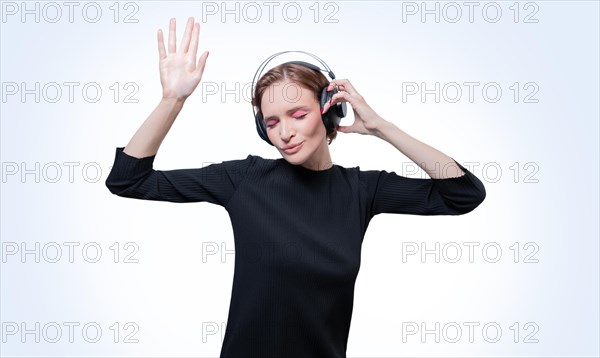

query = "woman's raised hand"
320;79;387;136
157;17;209;101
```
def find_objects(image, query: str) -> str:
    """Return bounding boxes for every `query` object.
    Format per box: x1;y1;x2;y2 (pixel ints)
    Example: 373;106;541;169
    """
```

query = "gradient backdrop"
1;1;599;357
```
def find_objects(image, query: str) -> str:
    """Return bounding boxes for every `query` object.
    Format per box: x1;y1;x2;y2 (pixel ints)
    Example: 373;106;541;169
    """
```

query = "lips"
283;142;302;150
282;141;303;153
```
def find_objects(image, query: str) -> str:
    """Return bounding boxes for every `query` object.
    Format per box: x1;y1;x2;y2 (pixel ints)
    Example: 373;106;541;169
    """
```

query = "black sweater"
105;147;486;358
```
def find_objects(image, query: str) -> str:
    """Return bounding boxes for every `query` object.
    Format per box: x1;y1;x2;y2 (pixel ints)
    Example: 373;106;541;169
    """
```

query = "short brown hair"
252;63;338;145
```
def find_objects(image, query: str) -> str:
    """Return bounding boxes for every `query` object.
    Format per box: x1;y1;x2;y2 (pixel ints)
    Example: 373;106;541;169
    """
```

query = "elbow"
471;186;486;213
474;180;487;207
435;168;487;215
460;185;487;215
478;185;486;205
444;185;486;215
105;175;128;196
105;177;120;195
462;174;486;214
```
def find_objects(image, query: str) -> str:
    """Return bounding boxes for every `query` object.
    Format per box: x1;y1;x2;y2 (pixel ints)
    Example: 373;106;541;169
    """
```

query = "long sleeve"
360;158;486;217
105;147;254;207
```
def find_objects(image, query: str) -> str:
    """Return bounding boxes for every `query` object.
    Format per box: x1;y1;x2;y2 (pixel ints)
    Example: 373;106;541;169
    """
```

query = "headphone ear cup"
255;111;274;146
320;86;334;133
320;86;347;133
335;101;348;123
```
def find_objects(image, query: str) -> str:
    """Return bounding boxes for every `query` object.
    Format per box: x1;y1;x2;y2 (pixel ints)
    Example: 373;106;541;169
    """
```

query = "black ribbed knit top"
105;146;486;358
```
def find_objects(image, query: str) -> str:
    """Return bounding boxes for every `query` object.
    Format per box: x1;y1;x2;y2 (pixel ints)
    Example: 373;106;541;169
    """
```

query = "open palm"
157;17;209;100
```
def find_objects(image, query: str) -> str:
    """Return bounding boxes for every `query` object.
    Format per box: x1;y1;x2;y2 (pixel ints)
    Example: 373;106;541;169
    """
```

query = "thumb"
196;51;209;75
336;125;349;133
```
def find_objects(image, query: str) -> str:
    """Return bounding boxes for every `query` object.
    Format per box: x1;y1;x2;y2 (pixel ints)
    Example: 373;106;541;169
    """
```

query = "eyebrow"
263;106;310;122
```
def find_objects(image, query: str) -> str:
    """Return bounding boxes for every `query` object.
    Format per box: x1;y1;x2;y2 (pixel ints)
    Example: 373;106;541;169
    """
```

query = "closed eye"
266;113;308;128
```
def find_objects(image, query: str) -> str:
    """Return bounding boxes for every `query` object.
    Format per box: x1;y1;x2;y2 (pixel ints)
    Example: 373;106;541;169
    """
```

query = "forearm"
123;97;186;158
372;121;465;179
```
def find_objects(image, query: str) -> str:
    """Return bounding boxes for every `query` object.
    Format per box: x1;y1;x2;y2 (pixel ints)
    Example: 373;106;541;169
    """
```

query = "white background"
1;1;598;357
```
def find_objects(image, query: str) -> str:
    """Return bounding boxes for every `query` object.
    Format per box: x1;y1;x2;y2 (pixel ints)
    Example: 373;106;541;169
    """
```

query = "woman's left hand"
320;79;387;136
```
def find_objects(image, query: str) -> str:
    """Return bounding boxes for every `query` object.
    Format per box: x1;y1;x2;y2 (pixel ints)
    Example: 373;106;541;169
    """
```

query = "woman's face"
260;79;332;170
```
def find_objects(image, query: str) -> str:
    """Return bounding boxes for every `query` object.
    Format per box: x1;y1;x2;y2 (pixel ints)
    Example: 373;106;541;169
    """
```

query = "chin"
280;146;311;165
281;153;307;165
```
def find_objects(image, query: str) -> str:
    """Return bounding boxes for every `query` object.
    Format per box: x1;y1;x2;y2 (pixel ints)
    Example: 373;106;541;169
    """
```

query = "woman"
106;17;486;358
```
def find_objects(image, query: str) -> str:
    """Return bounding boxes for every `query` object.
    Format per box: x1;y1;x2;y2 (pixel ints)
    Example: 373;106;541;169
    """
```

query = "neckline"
280;158;336;174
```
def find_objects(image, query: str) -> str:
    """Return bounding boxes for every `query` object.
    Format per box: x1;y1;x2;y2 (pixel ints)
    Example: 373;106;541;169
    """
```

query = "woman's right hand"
157;17;209;101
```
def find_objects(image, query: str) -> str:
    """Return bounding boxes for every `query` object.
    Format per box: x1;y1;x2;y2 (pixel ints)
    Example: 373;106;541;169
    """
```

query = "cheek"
305;115;324;136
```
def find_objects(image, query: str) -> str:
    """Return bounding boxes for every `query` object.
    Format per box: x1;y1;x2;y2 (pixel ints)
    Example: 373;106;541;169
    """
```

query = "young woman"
106;17;486;358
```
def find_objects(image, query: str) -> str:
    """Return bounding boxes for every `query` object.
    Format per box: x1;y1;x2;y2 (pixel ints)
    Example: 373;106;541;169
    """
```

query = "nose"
279;118;295;142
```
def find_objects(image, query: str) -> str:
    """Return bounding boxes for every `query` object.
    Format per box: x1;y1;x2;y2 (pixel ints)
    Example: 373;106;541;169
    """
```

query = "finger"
336;125;350;133
195;51;209;78
336;120;356;133
321;93;334;113
329;91;350;106
188;22;200;62
326;82;350;96
168;18;176;53
321;96;331;114
343;116;361;132
321;91;347;114
328;79;358;96
336;79;357;94
157;29;166;60
326;80;336;92
179;17;194;53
